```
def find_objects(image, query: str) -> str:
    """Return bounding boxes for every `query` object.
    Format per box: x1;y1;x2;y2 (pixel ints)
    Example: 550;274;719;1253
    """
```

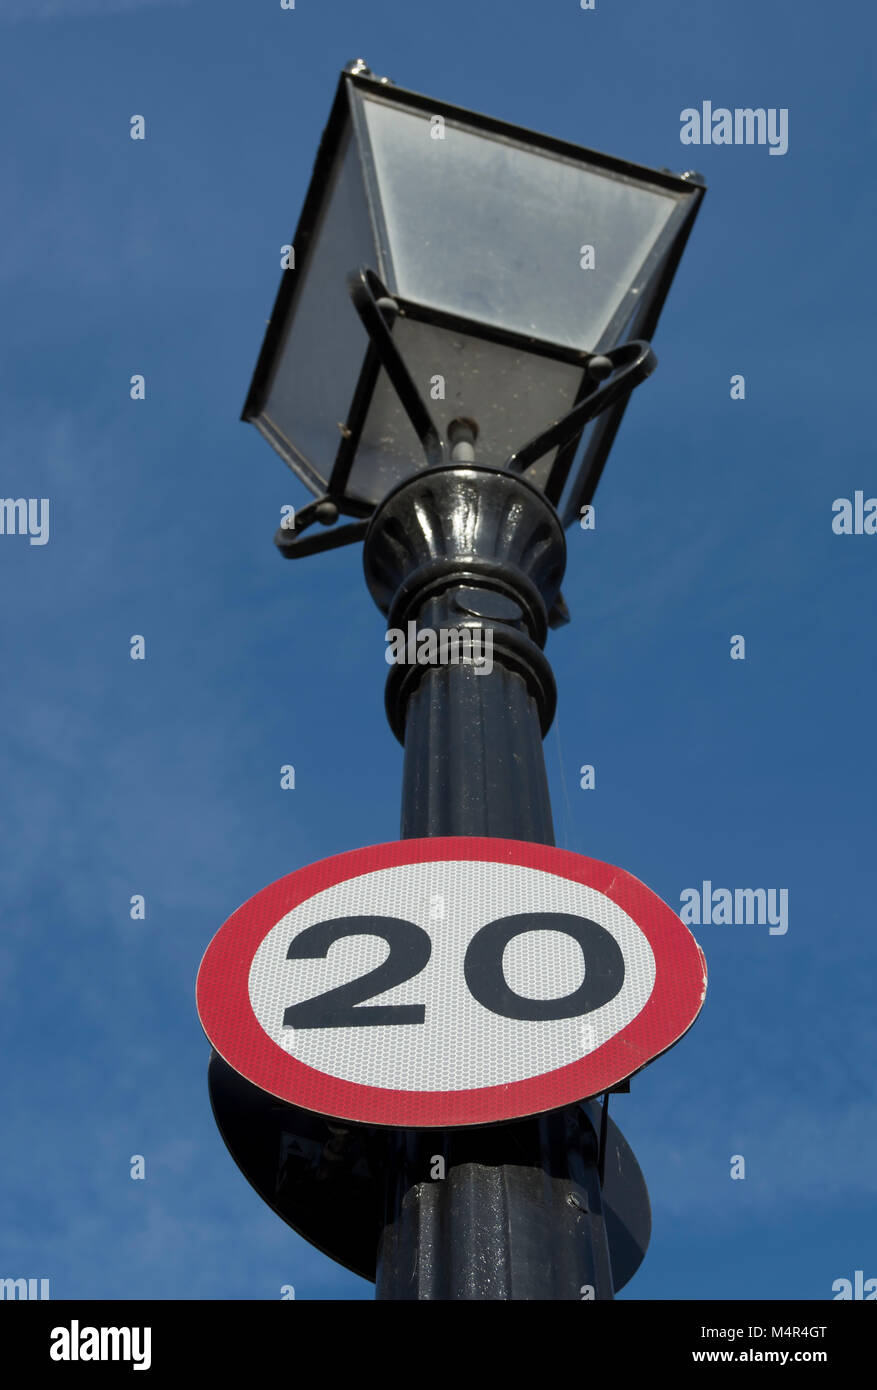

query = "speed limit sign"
196;837;707;1128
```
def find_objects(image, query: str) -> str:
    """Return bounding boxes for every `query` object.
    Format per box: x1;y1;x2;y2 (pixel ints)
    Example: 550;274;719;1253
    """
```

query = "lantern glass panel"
361;93;684;353
259;128;375;493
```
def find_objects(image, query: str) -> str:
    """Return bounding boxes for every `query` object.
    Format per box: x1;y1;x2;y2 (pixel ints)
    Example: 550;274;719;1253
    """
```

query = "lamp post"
214;61;705;1300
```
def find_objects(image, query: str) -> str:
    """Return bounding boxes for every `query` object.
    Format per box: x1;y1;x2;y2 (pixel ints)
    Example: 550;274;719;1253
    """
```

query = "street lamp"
219;60;706;1301
243;60;704;554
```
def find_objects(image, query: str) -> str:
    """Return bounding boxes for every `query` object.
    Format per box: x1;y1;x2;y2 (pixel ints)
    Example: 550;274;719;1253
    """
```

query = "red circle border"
196;837;707;1128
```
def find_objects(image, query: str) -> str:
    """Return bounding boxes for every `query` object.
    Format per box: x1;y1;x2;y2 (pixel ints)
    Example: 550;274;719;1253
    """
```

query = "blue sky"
0;0;874;1300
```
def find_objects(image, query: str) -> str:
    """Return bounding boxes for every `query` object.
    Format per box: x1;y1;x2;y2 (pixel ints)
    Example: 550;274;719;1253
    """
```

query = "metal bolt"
587;355;614;383
448;417;479;463
375;296;399;325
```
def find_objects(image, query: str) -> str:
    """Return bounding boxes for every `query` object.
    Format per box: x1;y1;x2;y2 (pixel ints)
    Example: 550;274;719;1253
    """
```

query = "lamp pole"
206;63;706;1302
363;457;615;1299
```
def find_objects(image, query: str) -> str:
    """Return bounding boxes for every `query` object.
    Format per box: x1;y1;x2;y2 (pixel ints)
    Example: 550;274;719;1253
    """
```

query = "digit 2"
282;916;431;1028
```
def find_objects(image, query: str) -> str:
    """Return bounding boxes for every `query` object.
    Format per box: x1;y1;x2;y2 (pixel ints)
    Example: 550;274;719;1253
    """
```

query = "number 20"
282;912;625;1029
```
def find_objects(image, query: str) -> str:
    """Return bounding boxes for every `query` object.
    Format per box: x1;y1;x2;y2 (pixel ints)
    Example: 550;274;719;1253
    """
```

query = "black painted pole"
363;459;615;1300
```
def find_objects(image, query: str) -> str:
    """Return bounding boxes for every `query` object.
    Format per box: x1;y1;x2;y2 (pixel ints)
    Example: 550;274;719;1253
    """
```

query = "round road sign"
196;837;707;1128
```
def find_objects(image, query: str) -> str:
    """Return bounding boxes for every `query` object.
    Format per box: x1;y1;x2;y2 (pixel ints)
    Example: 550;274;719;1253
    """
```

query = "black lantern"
242;61;705;557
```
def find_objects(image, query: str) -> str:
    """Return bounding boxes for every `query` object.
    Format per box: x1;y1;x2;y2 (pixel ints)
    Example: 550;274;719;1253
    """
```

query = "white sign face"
248;860;656;1090
197;837;707;1127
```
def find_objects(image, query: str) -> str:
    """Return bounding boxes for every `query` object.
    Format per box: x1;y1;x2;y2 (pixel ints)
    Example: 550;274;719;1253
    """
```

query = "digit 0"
463;912;625;1021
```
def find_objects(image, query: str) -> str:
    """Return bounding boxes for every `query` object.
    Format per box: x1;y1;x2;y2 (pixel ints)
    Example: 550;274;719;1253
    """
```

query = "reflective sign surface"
197;838;707;1127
